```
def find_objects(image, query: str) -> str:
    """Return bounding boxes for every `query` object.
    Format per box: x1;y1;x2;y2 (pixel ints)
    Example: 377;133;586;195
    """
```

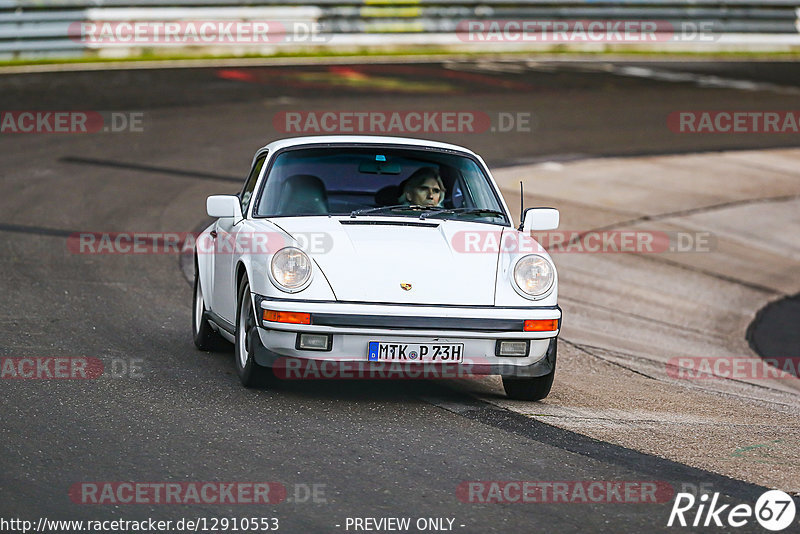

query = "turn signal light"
523;319;558;332
263;310;311;325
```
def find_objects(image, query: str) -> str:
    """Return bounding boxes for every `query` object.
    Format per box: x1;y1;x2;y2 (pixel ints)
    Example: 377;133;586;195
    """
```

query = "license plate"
367;342;464;363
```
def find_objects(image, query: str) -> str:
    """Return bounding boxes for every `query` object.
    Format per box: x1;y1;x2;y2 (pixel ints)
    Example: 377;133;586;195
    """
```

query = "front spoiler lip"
250;335;558;378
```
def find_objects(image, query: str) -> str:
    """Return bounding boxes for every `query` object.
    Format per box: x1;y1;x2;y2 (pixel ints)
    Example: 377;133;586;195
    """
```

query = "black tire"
234;277;275;388
502;341;557;401
193;260;222;350
502;372;555;401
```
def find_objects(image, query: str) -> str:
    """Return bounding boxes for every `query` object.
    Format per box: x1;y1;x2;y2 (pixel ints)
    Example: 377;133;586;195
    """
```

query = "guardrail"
1;1;799;59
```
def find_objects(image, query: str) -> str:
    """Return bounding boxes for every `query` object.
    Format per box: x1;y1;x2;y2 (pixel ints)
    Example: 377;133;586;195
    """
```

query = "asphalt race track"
1;59;799;533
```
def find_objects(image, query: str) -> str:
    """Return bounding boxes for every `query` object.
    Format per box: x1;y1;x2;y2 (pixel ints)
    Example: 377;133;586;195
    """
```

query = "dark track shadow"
0;222;74;237
747;293;800;365
60;156;242;183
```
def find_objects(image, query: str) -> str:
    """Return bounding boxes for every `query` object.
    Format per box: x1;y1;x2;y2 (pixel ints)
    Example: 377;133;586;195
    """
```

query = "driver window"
240;153;267;216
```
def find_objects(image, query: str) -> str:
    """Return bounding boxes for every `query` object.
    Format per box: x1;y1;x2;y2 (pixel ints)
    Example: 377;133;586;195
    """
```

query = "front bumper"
251;295;560;378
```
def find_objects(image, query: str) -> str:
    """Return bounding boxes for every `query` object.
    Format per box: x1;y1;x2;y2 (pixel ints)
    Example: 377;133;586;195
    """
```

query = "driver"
399;167;446;207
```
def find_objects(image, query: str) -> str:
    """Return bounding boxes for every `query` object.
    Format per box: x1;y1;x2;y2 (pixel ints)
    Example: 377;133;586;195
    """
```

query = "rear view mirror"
207;195;243;220
358;161;402;174
522;207;560;232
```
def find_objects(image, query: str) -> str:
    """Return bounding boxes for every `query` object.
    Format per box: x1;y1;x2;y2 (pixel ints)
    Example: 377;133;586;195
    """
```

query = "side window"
240;153;266;216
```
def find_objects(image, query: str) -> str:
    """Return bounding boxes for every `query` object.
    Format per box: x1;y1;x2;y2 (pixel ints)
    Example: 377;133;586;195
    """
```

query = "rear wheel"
235;277;275;387
193;262;222;350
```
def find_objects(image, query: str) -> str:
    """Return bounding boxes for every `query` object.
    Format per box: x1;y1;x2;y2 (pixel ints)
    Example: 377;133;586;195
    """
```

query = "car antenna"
519;181;524;230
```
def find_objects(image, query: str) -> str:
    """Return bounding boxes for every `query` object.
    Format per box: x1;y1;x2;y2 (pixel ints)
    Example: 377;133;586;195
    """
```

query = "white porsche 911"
193;136;561;400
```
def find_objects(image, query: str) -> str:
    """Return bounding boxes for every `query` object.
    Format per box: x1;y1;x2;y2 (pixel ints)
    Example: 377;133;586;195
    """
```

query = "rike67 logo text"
668;490;796;531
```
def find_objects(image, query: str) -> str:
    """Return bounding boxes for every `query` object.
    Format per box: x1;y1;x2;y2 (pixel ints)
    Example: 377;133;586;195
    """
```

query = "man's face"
405;177;442;206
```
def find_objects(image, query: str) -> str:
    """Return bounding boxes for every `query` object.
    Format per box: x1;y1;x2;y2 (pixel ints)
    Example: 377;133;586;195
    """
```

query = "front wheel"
502;340;556;401
502;371;555;401
235;277;275;387
193;263;222;350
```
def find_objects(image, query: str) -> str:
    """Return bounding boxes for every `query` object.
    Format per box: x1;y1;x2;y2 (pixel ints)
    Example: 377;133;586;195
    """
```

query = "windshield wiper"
420;207;506;220
350;205;445;218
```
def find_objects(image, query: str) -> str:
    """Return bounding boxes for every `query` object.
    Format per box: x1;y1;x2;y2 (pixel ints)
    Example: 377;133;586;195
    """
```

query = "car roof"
258;136;479;157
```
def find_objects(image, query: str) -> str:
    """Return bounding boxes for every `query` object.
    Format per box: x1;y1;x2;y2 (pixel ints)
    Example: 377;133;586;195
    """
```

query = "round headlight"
270;247;312;291
513;255;554;297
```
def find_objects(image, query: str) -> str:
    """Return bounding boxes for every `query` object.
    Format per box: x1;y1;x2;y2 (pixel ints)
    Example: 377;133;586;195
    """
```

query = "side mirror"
522;207;559;232
207;195;243;220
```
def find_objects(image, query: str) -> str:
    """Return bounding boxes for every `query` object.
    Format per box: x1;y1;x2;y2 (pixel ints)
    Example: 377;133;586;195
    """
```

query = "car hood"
272;217;502;305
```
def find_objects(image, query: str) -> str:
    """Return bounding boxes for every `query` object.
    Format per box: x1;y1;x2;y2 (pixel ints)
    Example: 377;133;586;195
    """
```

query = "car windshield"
253;146;509;225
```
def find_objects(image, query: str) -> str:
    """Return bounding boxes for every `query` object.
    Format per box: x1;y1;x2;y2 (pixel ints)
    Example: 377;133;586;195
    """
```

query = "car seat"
276;174;328;215
374;184;402;206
